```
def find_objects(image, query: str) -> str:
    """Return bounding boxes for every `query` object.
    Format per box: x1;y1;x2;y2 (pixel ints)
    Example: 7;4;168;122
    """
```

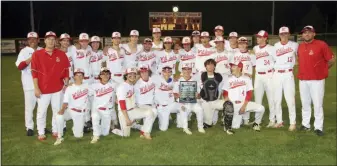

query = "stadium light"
172;6;179;13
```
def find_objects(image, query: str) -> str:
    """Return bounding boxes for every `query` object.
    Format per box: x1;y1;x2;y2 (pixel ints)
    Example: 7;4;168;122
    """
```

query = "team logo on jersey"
255;51;269;59
138;52;155;61
234;55;251;62
126;90;134;98
56;57;60;62
197;50;216;56
180;54;196;61
160;56;177;63
159;83;172;91
309;50;314;56
215;55;228;63
90;56;98;62
76;51;85;59
276;47;294;56
229;80;246;89
140;83;155;94
95;86;114;97
72;89;89;100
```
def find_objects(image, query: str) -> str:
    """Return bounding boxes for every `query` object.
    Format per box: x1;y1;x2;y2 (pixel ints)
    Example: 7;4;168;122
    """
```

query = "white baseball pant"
138;104;158;118
254;72;275;123
92;107;113;137
273;70;296;125
157;102;181;131
24;90;37;130
300;80;325;131
85;96;93;123
201;100;224;125
56;108;86;138
36;90;62;135
114;108;155;137
180;103;204;129
232;101;265;129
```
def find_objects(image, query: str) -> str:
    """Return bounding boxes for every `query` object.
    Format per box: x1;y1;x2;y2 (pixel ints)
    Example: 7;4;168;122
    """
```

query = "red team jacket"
297;39;334;80
31;49;70;94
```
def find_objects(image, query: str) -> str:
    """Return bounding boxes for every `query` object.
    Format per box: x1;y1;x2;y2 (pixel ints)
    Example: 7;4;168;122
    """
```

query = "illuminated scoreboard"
149;12;202;31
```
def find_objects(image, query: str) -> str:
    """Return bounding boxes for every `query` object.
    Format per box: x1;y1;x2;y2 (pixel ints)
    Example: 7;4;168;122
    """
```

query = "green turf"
1;48;336;165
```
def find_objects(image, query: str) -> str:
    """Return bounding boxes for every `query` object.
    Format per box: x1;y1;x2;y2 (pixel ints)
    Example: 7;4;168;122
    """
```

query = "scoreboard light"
172;6;179;13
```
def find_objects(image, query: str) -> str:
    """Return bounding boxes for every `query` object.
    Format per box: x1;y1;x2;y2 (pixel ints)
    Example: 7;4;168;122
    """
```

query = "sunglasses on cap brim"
182;67;192;70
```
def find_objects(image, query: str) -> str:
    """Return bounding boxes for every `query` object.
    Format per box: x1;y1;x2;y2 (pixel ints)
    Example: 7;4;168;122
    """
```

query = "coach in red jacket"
31;31;70;140
297;25;335;136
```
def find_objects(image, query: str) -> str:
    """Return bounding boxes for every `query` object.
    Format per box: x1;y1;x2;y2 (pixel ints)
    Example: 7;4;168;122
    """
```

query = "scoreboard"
149;12;202;31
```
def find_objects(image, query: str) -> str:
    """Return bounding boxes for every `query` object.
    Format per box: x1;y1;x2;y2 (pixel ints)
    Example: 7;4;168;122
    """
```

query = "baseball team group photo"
1;1;336;165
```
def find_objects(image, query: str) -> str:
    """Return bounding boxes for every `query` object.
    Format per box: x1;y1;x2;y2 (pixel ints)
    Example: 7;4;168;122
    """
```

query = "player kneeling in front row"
222;61;265;132
173;63;205;135
54;68;89;145
89;67;117;144
112;68;154;140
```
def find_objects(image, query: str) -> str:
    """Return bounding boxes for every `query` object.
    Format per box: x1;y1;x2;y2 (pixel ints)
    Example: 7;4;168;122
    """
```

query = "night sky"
1;1;336;38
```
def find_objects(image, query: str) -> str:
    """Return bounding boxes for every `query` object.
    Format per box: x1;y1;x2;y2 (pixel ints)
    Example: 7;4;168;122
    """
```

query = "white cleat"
54;137;64;146
252;123;261;131
183;128;192;135
266;121;275;128
90;136;99;144
198;128;206;134
288;124;296;131
140;133;152;140
226;129;234;135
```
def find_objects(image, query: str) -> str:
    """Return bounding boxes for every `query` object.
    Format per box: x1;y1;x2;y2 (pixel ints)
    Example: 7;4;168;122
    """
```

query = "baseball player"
191;30;202;49
15;32;43;136
31;31;70;140
89;36;104;84
134;65;158;120
194;31;216;74
112;68;154;140
121;30;143;69
173;63;205;134
54;68;89;145
178;37;197;75
89;67;117;144
272;26;299;131
253;30;276;128
59;33;74;83
227;32;240;54
103;32;125;85
152;65;182;131
155;36;180;75
137;38;157;74
223;61;265;131
152;28;163;51
209;25;230;50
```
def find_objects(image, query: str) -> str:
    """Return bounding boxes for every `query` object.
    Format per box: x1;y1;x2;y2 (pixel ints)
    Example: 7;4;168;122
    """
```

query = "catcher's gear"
223;101;234;131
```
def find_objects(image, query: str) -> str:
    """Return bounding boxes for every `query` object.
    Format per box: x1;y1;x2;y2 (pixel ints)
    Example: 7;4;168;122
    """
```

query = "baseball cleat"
299;125;311;131
54;137;64;146
27;129;34;136
183;128;192;135
140;133;152;140
83;126;91;133
198;128;206;134
314;129;324;136
63;127;67;134
252;123;261;131
38;135;47;141
90;136;99;144
288;124;296;131
266;121;275;128
273;122;284;128
226;129;235;135
203;123;212;129
52;132;58;139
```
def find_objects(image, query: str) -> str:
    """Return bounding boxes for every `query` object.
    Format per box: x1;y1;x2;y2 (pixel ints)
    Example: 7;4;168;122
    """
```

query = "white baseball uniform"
56;83;89;139
89;82;117;137
173;76;204;130
194;45;216;73
152;74;182;131
273;41;298;125
231;51;256;76
136;50;157;74
178;48;197;75
210;39;231;51
152;41;163;50
15;46;42;131
121;44;143;69
222;75;265;129
90;50;104;84
226;46;240;55
253;44;276;123
103;48;125;84
213;49;232;93
113;82;154;137
134;77;158;118
71;48;92;83
66;51;74;83
155;50;180;75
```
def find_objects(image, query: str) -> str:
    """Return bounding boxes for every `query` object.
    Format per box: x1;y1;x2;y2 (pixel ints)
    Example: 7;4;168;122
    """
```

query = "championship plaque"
179;81;197;103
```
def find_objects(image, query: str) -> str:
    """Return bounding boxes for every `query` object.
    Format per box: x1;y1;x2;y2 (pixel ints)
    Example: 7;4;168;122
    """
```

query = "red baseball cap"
256;30;268;38
229;61;243;69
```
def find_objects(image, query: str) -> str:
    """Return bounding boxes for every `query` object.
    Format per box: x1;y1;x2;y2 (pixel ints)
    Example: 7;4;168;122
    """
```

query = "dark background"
1;1;337;38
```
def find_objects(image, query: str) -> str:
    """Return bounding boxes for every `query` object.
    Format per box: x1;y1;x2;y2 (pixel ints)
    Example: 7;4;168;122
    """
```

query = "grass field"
1;48;336;165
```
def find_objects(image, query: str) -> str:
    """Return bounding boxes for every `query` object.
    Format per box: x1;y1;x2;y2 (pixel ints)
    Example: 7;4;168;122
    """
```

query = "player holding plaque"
173;63;205;135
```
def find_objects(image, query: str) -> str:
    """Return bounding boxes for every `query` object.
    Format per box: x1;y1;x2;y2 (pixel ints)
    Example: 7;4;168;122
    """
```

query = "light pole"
30;1;35;31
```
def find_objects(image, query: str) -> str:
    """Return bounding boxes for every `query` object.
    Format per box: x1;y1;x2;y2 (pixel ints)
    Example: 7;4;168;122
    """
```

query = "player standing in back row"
155;36;180;75
209;25;230;50
152;28;163;51
272;26;298;131
253;30;276;128
194;31;216;74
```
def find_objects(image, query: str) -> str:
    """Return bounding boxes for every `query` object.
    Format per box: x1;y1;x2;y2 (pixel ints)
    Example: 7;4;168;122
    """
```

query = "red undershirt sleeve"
17;61;28;70
119;100;127;111
245;90;252;102
223;90;228;98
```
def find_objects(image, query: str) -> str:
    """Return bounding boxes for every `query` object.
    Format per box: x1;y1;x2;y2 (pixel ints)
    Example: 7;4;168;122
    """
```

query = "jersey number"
287;57;293;62
242;90;245;96
246;65;249;70
264;60;270;65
